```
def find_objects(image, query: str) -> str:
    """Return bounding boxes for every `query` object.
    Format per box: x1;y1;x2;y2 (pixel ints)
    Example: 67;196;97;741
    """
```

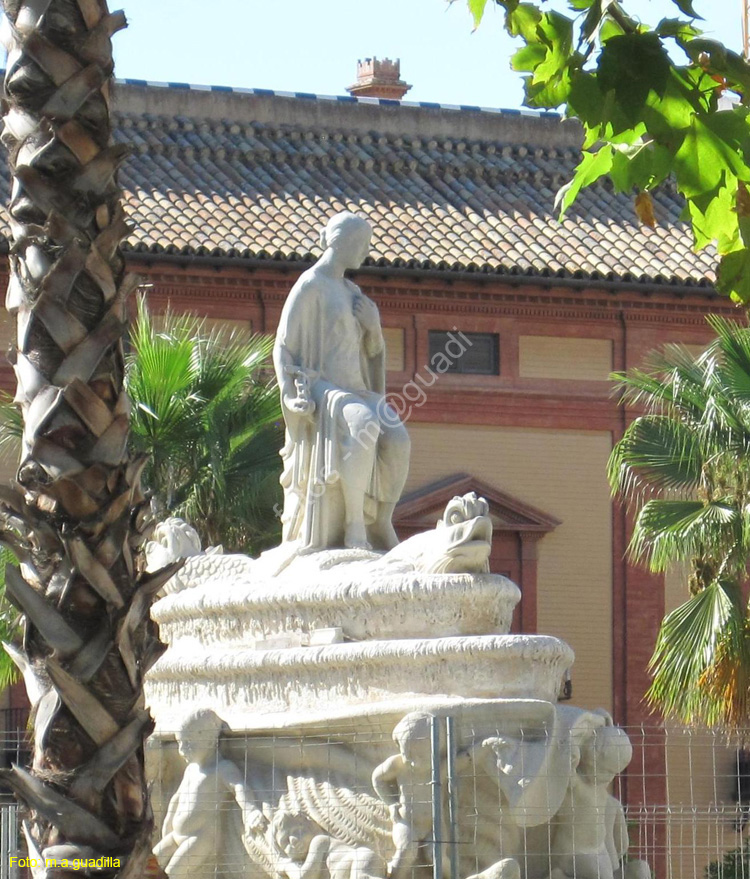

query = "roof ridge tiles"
114;76;563;119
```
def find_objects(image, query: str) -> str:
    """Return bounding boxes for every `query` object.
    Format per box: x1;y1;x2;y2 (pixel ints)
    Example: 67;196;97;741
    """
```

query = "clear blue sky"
111;0;737;108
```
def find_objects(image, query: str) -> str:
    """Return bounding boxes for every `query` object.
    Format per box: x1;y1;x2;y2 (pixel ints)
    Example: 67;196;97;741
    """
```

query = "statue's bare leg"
163;834;215;879
369;422;410;550
153;834;178;868
388;841;420;879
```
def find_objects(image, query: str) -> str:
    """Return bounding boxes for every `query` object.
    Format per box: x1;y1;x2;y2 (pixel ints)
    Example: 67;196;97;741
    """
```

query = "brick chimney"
347;58;412;100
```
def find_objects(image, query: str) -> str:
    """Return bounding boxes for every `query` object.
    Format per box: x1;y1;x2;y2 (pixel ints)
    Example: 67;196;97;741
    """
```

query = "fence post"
430;715;443;879
445;715;459;879
1;804;19;879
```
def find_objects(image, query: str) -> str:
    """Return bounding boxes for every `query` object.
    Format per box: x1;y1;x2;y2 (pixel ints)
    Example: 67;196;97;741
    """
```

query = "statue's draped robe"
275;279;389;550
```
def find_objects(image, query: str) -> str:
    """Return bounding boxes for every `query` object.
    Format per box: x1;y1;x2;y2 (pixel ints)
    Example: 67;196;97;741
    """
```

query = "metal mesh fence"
0;718;749;879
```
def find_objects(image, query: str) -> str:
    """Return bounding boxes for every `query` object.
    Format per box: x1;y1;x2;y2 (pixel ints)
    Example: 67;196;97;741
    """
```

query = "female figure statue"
273;212;410;552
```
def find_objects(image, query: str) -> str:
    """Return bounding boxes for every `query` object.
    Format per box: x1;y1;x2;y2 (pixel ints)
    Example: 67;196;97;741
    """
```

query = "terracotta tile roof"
0;81;717;288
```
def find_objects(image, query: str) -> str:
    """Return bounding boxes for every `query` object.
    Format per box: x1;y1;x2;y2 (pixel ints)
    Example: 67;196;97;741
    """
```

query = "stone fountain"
144;212;650;879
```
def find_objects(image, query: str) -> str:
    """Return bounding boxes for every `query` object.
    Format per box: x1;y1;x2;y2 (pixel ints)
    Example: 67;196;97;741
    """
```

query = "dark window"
428;331;499;375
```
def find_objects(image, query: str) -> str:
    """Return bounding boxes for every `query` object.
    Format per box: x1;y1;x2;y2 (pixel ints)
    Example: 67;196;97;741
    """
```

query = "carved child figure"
270;810;387;879
153;709;266;878
550;720;634;879
371;711;436;879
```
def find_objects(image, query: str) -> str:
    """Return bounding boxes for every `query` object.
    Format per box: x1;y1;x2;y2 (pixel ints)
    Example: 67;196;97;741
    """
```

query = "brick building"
0;74;735;870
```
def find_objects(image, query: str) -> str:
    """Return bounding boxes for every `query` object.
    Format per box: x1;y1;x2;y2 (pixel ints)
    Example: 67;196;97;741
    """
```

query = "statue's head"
270;810;317;860
176;708;225;762
578;723;632;783
319;211;372;269
392;711;436;765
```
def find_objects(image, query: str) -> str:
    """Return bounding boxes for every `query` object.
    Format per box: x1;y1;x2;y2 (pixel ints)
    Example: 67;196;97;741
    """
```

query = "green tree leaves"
467;0;490;28
598;33;671;123
469;0;750;304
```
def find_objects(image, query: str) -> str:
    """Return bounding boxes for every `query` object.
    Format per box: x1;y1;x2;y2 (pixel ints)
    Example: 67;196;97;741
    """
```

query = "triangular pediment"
394;473;560;533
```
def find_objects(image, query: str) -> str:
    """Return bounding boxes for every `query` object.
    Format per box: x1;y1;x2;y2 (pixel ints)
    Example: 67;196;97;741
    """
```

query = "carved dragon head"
380;492;493;574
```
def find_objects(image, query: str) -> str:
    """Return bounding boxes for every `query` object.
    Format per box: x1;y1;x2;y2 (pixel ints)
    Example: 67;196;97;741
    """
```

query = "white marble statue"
145;213;651;879
377;492;492;574
145;517;202;572
273;211;410;552
153;709;267;878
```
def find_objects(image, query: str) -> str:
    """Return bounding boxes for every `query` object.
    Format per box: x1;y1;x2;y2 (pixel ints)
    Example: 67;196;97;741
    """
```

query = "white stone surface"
147;633;573;730
152;571;520;647
145;517;202;571
153;709;268;877
150;701;647;879
274;211;410;552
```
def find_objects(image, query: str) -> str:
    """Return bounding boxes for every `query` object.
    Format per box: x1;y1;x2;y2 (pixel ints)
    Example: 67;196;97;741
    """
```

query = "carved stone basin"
147;563;571;732
151;570;521;645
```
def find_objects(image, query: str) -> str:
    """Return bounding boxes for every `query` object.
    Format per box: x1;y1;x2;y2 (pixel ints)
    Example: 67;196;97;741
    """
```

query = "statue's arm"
299;836;331;879
220;760;266;831
273;313;301;407
274;280;317;417
349;284;384;358
372;755;401;806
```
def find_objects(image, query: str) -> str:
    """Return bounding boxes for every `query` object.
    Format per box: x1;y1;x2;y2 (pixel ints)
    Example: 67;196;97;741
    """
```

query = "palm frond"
647;579;742;726
612;315;750;731
707;315;750;403
0;545;21;691
607;415;703;499
630;499;738;573
126;299;282;552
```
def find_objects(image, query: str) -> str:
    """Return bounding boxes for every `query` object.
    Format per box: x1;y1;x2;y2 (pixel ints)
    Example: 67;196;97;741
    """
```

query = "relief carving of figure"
153;710;267;878
270;810;387;879
274;212;410;552
549;716;644;879
371;712;436;879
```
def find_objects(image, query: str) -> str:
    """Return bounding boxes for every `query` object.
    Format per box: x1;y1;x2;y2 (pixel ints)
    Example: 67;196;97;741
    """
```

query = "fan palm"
126;300;283;554
608;315;750;732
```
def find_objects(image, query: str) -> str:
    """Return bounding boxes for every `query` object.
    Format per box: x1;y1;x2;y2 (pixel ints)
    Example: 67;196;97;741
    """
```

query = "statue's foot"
344;522;372;551
370;521;400;551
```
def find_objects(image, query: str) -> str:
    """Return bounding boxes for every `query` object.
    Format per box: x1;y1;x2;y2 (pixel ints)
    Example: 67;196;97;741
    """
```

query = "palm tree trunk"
0;1;174;873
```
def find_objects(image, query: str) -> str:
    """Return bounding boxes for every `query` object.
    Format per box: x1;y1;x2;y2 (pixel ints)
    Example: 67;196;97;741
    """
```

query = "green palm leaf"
630;499;738;573
609;315;750;731
647;579;743;727
608;415;703;499
125;298;282;554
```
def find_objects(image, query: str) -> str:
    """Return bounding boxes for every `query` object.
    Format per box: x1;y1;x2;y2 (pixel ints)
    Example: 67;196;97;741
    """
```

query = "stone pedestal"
145;531;647;879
